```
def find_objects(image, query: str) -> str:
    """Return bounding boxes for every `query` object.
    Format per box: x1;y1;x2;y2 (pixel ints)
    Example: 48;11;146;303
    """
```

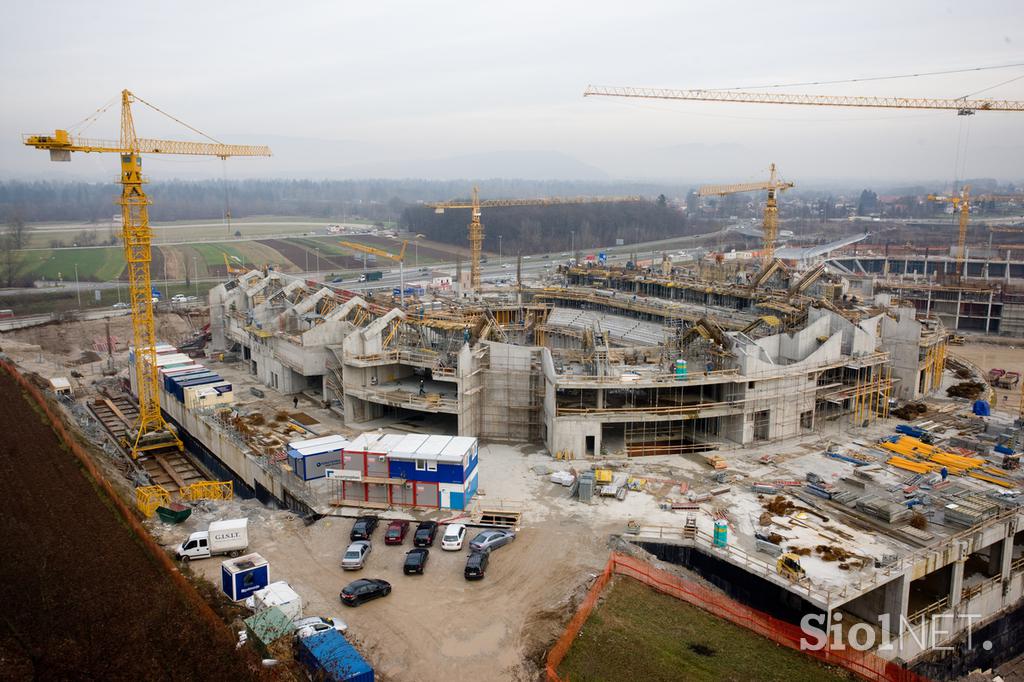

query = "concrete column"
949;560;965;607
884;571;912;636
596;389;605;409
999;536;1014;582
987;291;995;334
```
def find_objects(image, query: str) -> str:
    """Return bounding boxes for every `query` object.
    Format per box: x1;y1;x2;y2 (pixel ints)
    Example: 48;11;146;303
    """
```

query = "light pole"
74;263;81;308
315;247;320;274
305;249;309;272
570;230;575;259
498;235;502;266
193;256;198;298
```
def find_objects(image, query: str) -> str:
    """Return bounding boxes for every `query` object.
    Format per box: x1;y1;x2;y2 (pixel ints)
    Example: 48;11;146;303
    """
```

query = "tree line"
400;199;701;254
0;178;684;225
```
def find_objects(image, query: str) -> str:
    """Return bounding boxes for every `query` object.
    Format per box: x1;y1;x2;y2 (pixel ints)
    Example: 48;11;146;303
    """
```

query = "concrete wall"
880;308;925;401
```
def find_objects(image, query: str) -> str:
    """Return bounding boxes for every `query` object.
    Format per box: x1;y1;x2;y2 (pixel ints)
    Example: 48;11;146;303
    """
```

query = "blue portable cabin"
296;629;373;682
221;552;270;601
167;371;219;400
162;366;207;393
386;434;479;510
388;434;463;485
286;434;350;481
169;372;222;402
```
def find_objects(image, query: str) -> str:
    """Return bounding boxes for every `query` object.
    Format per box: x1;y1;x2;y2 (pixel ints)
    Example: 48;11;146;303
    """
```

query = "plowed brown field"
0;370;263;681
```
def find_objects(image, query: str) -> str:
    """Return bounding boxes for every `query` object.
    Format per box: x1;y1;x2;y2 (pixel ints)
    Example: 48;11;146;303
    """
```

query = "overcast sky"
1;0;1022;186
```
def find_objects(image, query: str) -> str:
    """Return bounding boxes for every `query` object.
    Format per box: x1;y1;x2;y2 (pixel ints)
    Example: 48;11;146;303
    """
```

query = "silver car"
293;616;348;638
468;529;516;552
342;540;372;570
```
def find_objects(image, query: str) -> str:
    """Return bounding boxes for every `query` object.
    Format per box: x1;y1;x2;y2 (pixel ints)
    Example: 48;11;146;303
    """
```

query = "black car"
413;520;438;547
340;578;391;606
464;550;489;580
350;516;379;541
403;548;429;575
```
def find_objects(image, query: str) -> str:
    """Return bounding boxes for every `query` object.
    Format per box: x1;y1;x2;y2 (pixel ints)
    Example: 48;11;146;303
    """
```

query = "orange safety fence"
546;552;930;682
0;360;240;649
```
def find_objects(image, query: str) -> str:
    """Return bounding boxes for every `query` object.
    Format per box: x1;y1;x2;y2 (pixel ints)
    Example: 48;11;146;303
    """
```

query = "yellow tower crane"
425;188;643;291
24;90;271;458
928;189;1024;279
338;240;409;303
699;164;794;263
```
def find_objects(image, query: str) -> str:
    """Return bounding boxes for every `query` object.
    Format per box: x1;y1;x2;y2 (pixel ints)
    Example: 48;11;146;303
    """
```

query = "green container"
156;503;192;524
713;519;728;547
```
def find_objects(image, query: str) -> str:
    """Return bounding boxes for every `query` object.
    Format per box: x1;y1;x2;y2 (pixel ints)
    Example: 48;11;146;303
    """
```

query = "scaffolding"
135;484;171;518
851;365;893;426
179;480;234;502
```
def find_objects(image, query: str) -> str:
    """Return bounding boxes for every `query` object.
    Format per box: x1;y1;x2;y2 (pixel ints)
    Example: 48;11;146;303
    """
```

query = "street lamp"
498;235;502;266
193;256;198;298
315;247;320;274
570;230;575;258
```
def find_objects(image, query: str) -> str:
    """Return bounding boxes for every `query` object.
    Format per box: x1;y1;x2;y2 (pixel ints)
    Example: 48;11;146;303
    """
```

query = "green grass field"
15;247;126;282
558;578;855;682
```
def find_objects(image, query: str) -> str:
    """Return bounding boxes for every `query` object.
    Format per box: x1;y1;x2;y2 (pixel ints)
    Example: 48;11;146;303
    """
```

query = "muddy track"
258;239;361;271
0;370;265;680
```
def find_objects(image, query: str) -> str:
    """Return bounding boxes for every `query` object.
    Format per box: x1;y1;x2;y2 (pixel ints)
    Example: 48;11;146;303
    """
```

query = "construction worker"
419;379;426;396
292;396;298;410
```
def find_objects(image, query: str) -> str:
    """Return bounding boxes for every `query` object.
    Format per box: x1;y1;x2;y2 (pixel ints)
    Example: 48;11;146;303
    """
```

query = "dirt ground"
0;371;267;681
950;341;1024;416
150;443;616;682
1;312;196;378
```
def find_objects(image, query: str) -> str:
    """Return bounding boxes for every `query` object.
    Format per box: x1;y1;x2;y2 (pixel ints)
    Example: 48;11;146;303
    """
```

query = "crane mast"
928;190;1024;279
426;189;643;290
699;164;793;263
24;89;270;458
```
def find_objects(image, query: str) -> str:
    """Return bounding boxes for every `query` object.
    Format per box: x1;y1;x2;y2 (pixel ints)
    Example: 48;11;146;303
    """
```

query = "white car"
293;616;348;638
112;302;129;309
171;294;188;303
441;523;467;551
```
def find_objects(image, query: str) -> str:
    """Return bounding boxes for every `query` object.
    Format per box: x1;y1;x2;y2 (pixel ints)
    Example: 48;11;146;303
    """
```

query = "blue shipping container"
297;629;374;682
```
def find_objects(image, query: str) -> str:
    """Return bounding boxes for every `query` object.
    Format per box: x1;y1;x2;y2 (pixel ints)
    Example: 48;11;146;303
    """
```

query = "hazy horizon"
2;1;1022;186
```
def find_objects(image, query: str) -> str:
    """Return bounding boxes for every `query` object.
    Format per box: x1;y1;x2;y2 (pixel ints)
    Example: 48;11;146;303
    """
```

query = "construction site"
6;43;1024;682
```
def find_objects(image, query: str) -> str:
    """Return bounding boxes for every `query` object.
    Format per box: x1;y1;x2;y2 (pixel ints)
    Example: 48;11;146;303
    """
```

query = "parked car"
171;294;188;303
403;548;429;575
469;529;516;552
350;515;379;541
111;301;129;309
340;578;391;606
464;551;489;580
384;520;410;545
441;523;467;551
341;540;372;570
292;615;348;638
413;520;438;547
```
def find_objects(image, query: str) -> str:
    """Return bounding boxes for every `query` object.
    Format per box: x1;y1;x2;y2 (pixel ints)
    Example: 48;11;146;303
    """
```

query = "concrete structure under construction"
25;237;1023;677
206;263;957;460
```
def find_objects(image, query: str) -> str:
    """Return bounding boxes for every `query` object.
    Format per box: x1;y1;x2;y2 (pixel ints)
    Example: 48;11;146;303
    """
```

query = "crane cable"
708;61;1024;92
130;92;223;145
67;95;119;136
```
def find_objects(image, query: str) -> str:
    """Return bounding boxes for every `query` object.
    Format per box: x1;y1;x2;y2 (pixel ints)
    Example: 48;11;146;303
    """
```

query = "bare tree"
7;214;27;250
0;235;16;287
